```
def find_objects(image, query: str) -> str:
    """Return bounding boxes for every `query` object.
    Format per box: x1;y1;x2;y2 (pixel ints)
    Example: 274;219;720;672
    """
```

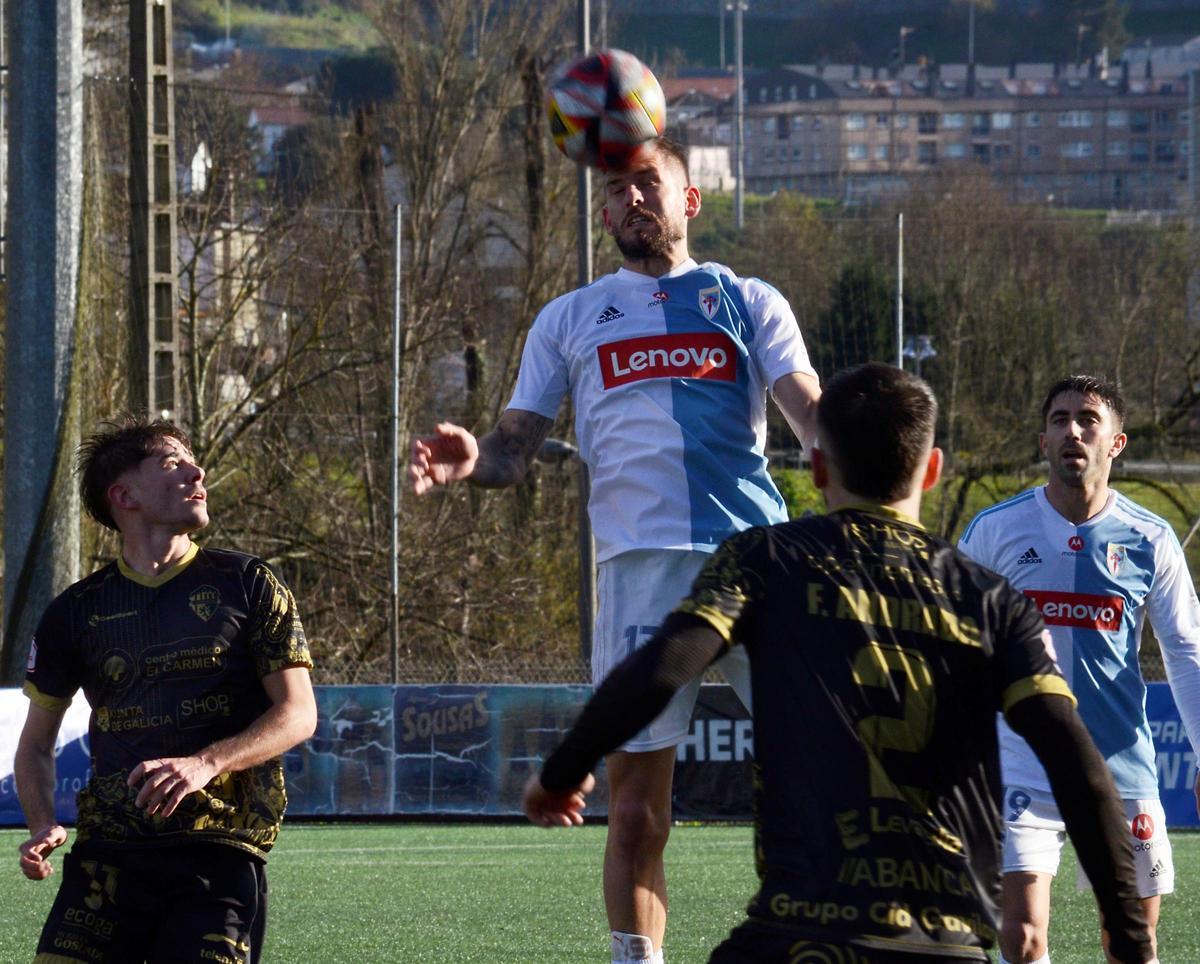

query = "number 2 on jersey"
851;642;936;808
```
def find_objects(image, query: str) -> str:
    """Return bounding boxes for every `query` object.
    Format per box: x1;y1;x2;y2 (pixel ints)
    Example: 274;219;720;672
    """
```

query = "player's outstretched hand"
129;755;218;818
409;423;480;495
18;824;68;880
522;771;595;828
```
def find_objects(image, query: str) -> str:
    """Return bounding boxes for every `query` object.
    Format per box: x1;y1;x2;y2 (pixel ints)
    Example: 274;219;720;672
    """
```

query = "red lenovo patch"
1023;589;1123;631
598;332;737;389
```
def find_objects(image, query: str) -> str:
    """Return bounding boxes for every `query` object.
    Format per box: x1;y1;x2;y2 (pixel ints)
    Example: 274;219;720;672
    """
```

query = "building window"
763;117;777;134
1131;110;1150;133
973;143;990;163
764;147;775;161
813;117;823;130
896;144;910;161
946;143;966;158
1155;109;1175;129
1057;110;1093;128
1107;109;1129;127
918;141;937;164
792;146;803;160
991;111;1013;129
874;144;889;160
992;143;1012;160
1155;141;1176;164
846;113;867;130
1107;141;1127;156
775;86;783;102
846;144;867;160
758;87;768;103
812;147;822;161
1131;140;1149;162
1025;112;1042;128
895;112;910;129
790;115;804;131
1060;142;1094;158
1026;144;1041;158
789;85;798;100
875;113;889;127
971;113;990;135
942;113;965;129
917;112;937;133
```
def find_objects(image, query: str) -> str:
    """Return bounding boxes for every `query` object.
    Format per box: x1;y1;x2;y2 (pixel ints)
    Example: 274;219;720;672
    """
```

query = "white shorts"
593;548;751;753
1001;786;1174;898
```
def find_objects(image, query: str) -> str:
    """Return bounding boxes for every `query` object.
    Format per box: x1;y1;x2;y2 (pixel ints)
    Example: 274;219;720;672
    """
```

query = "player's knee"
608;795;671;855
999;917;1047;962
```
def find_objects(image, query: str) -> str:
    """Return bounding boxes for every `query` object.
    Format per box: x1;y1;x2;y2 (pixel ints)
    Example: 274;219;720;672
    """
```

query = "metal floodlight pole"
391;201;404;685
576;0;596;664
733;1;746;230
1189;69;1199;332
895;212;904;368
718;0;726;72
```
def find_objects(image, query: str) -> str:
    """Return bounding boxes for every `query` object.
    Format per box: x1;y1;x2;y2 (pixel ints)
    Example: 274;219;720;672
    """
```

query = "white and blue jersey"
959;486;1200;797
508;259;815;563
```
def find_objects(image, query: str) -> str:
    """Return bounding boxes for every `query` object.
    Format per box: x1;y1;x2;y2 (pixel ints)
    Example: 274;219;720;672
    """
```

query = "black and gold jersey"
24;543;312;859
676;505;1071;959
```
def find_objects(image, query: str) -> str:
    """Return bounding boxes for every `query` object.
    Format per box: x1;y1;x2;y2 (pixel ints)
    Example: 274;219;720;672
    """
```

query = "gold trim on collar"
118;542;200;587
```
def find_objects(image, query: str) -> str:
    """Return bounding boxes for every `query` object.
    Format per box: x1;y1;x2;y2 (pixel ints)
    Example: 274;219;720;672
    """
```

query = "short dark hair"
817;363;938;501
653;135;690;183
1040;375;1126;429
603;135;690;183
77;415;194;530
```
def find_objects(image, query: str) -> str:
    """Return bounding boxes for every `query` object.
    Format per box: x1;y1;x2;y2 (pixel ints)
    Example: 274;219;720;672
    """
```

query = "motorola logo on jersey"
599;332;738;388
1067;535;1084;551
1131;812;1155;841
1023;590;1123;631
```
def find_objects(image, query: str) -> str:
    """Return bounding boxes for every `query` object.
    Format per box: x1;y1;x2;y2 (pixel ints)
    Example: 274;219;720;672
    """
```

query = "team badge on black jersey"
188;585;220;621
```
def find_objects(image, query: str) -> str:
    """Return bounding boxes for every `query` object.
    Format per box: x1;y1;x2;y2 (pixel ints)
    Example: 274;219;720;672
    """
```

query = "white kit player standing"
409;136;820;964
959;375;1200;964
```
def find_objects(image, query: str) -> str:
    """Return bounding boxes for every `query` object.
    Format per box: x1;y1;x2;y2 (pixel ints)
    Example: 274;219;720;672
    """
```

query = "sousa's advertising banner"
2;683;1197;825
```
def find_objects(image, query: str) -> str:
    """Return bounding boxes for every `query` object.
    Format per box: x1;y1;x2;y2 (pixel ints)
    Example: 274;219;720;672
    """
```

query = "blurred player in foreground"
411;135;820;964
524;363;1154;963
959;375;1200;963
15;416;317;963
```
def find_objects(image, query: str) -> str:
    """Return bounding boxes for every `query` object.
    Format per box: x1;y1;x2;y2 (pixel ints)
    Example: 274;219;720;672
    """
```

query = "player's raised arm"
409;410;553;494
14;702;71;881
771;371;821;454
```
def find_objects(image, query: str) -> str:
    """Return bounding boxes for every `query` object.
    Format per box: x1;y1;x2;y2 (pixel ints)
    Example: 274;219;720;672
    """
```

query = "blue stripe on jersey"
660;268;786;550
1070;510;1159;793
959;489;1036;545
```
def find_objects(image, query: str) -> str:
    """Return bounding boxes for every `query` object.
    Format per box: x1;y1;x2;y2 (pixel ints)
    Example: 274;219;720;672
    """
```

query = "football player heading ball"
410;129;820;964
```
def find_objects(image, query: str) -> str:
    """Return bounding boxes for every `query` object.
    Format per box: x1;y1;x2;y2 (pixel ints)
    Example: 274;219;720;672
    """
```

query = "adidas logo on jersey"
1149;859;1165;878
1016;547;1042;565
595;305;625;325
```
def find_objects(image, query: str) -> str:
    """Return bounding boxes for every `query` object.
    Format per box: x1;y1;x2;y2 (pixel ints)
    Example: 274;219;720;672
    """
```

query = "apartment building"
680;59;1197;209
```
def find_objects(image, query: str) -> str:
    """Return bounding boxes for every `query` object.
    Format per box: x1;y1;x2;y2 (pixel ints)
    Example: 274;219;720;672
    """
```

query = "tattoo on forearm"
470;411;553;488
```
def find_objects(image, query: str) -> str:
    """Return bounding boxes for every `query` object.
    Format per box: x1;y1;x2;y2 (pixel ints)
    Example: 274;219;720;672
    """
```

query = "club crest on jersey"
1106;543;1128;576
698;285;720;320
188;585;221;622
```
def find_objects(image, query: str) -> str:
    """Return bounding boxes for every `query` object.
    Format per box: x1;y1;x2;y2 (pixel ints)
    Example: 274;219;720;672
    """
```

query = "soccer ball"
546;48;667;171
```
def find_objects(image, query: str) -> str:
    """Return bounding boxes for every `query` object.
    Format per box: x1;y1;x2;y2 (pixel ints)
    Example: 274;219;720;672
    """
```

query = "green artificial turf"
2;823;1197;962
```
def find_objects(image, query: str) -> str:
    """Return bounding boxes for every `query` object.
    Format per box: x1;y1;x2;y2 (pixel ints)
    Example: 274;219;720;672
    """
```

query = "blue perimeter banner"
1;683;1196;826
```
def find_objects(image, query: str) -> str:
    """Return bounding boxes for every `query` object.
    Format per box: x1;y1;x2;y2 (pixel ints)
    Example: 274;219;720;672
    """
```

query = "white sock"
611;931;654;964
652;950;664;964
